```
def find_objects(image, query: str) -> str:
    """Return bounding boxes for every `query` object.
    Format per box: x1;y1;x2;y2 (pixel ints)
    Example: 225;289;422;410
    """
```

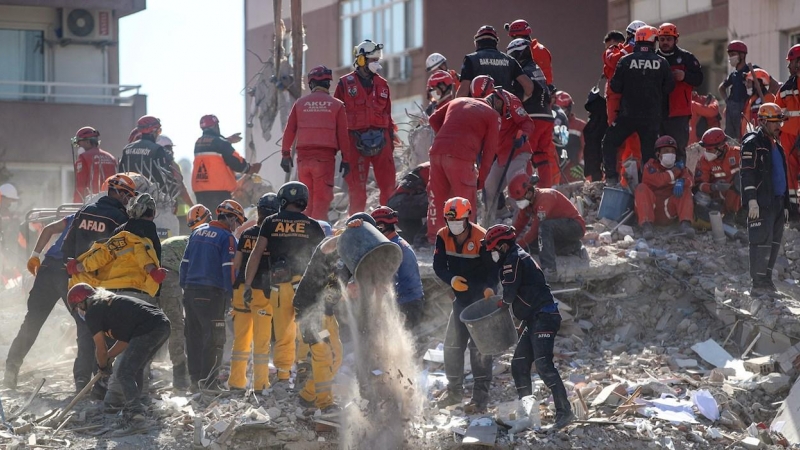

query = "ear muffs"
356;54;366;67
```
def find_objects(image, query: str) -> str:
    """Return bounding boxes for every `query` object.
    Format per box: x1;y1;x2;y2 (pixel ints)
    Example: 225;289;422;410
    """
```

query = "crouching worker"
694;127;742;221
482;224;574;430
66;283;170;437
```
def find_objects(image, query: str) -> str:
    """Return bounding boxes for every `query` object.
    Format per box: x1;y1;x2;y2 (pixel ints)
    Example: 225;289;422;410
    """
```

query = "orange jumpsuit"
634;159;694;226
694;146;741;214
530;39;554;85
741;93;776;140
689;95;721;145
776;76;800;213
563;114;586;182
603;43;641;181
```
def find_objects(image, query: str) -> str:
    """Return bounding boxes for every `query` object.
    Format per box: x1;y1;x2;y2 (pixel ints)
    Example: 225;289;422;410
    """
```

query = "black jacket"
62;195;129;261
516;59;551;120
499;244;554;321
740;128;790;210
460;46;524;92
433;224;499;306
610;43;675;120
119;135;176;197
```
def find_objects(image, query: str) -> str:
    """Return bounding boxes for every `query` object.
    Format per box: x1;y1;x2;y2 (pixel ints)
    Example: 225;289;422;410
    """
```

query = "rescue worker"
602;26;675;186
694;128;741;217
425;70;457;115
741;103;789;296
180;200;244;391
243;182;325;384
4;214;74;389
71;126;117;203
371;206;425;329
387;162;430;245
159;205;212;391
690;92;721;145
657;23;704;159
433;197;498;412
426;95;500;244
426;52;459;82
456;25;533;100
282;66;351;220
66;284;170;437
776;44;800;220
741;69;776;138
504;19;554;86
634;136;696;240
507;173;586;279
482;224;574;430
192;115;261;214
333;40;397;215
228;194;277;391
584;83;609;182
61;173;133;391
555;91;586;182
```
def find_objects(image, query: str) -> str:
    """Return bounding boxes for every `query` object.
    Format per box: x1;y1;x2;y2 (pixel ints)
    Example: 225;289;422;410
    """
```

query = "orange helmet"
106;173;136;197
757;103;785;122
216;200;245;225
470;75;495;98
187;204;212;229
554;91;573;109
508;172;537;200
787;44;800;61
700;127;727;148
443;197;471;220
657;23;679;38
370;205;399;225
483;224;517;251
746;68;770;87
635;26;658;43
136;115;161;134
427;70;455;91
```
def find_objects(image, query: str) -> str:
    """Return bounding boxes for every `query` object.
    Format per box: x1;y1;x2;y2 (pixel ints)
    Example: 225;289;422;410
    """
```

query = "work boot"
641;222;654;240
200;378;228;393
189;381;200;394
552;411;576;430
109;412;149;437
172;363;190;390
4;363;19;389
435;389;463;409
680;221;696;238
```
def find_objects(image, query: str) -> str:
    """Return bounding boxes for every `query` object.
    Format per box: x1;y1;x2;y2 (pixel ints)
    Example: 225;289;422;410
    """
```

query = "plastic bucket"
459;296;518;356
597;187;634;222
337;222;402;281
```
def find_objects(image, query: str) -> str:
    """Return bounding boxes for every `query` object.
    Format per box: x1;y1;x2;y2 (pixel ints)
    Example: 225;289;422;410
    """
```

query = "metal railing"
0;80;142;105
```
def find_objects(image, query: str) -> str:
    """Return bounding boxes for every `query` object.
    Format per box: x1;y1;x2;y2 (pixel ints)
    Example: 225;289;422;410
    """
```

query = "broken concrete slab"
777;342;800;376
690;339;750;379
744;356;776;375
771;377;800;444
759;373;791;395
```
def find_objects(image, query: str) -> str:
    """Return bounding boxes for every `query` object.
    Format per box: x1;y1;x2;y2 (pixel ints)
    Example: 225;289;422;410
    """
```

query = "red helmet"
483;224;517;251
67;283;95;311
787;44;800;61
216;199;245;225
370;206;399;225
508;172;537;200
75;126;100;140
127;127;141;143
700;127;726;148
474;25;498;42
136;115;161;134
635;26;659;43
427;70;455;91
308;65;333;83
554;91;573;109
443;197;471;220
504;19;531;38
655;135;678;150
657;23;679;38
727;40;747;54
470;75;495;98
200;114;219;129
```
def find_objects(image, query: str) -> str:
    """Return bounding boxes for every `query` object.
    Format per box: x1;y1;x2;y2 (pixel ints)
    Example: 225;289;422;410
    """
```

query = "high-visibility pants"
269;275;301;381
299;314;343;409
228;286;273;390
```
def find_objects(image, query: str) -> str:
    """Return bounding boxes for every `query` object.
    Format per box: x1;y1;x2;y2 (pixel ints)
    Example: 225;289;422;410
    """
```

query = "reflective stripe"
195;152;222;156
569;129;582;136
744;186;756;191
730;168;740;174
667;171;675;182
780;90;799;98
663;198;673;219
785;110;800;117
222;262;233;267
116;248;134;256
444;251;480;259
181;259;189;263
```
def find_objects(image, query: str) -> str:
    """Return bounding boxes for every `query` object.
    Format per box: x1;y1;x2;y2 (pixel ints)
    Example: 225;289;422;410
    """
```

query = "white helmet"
426;53;446;72
156;135;174;147
507;38;529;54
0;183;19;200
626;20;647;35
354;40;383;61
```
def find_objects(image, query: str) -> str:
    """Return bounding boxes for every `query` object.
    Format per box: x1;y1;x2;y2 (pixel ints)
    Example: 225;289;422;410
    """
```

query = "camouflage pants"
159;271;187;367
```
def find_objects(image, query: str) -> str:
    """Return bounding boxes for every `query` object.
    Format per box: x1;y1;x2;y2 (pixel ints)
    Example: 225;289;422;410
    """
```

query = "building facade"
0;0;146;211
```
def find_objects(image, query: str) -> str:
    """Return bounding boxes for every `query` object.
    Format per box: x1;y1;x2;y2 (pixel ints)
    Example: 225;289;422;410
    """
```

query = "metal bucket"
337;222;403;281
459;296;518;356
597;187;634;222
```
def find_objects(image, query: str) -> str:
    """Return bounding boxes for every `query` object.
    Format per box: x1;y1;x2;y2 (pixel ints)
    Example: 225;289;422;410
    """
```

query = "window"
340;0;423;68
0;29;45;100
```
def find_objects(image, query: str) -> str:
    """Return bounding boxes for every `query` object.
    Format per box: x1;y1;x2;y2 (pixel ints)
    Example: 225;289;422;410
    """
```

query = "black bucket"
459;296;518;356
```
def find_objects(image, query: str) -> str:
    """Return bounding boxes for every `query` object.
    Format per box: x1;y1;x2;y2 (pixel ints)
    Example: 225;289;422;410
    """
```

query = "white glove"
748;199;759;220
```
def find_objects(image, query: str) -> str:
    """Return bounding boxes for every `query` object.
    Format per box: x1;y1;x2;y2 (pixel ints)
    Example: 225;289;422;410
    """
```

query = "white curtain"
0;29;45;99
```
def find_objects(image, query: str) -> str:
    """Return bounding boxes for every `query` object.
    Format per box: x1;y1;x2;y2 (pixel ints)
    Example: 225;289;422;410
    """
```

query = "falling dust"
339;247;423;450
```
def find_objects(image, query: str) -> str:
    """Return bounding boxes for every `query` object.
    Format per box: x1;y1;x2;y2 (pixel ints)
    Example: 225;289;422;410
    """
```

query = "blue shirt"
180;221;236;294
390;234;424;304
772;143;788;196
44;215;74;260
723;64;759;103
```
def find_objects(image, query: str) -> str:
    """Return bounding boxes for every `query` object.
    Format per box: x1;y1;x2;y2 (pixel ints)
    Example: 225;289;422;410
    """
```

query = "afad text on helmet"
478;58;510;67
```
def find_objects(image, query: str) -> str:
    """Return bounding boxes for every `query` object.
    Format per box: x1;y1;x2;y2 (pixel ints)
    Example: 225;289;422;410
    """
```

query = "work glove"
712;181;731;192
66;259;80;276
339;161;351;178
483;288;494;299
243;286;253;309
226;133;243;144
675;161;685;170
347;219;363;228
27;253;41;276
247;162;262;174
97;360;113;377
672;178;685;198
512;135;527;150
450;276;468;292
280;157;293;174
748;199;760;220
149;267;168;284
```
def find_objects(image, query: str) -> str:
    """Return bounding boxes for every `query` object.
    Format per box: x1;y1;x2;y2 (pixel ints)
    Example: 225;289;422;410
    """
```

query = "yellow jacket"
69;231;161;296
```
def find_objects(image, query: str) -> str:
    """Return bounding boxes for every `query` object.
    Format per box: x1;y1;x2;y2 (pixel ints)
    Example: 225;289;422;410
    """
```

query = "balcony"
0;80;142;105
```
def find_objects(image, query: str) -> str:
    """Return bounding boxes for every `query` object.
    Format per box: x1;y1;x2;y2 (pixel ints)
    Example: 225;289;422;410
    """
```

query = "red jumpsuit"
634;159;694;226
603;43;641;181
426;98;500;244
73;147;117;203
529;118;557;188
777;76;800;213
689;94;721;145
282;90;351;220
512;188;585;248
530;39;554;85
563;114;587;182
334;71;396;215
694;146;741;214
497;93;534;165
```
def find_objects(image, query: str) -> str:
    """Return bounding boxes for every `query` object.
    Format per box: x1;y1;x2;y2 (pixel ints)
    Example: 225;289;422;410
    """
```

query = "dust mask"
491;251;500;263
516;199;531;209
728;55;739;67
447;220;465;235
660;153;676;168
430;91;442;102
367;61;382;73
704;151;718;161
77;309;86;321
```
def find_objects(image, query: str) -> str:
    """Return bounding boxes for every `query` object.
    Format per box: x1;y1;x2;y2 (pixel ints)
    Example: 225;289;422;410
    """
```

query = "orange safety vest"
192;153;238;193
335;71;392;131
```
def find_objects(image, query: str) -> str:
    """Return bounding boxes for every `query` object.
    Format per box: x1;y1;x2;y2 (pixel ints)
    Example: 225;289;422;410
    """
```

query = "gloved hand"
243;286;253;309
247;162;262;174
27;253;41;276
347;219;363;228
450;276;468;292
339;161;351;178
512;135;527;150
712;181;731;192
149;267;168;284
672;179;685;197
748;199;760;220
280;157;293;173
66;259;80;276
97;360;113;377
675;161;685;170
483;288;494;299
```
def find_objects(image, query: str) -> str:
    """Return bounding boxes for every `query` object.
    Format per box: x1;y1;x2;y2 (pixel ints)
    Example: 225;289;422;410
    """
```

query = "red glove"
66;259;80;276
149;268;168;284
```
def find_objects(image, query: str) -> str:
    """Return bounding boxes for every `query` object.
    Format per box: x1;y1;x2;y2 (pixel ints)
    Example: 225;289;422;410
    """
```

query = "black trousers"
183;286;227;383
725;99;745;140
538;218;584;271
748;195;785;286
660;115;690;161
601;116;659;179
444;299;493;406
195;191;232;216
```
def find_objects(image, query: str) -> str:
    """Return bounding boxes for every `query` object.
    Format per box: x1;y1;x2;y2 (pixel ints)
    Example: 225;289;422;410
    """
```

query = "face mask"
746;87;753;96
660;153;676;168
447;220;465;235
77;309;86;321
367;61;382;73
728;55;739;67
704;151;718;161
491;251;500;263
516;199;531;209
430;91;442;101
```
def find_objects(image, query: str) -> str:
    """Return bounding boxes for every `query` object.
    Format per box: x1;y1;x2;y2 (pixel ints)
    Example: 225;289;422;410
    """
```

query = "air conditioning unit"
61;9;113;41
